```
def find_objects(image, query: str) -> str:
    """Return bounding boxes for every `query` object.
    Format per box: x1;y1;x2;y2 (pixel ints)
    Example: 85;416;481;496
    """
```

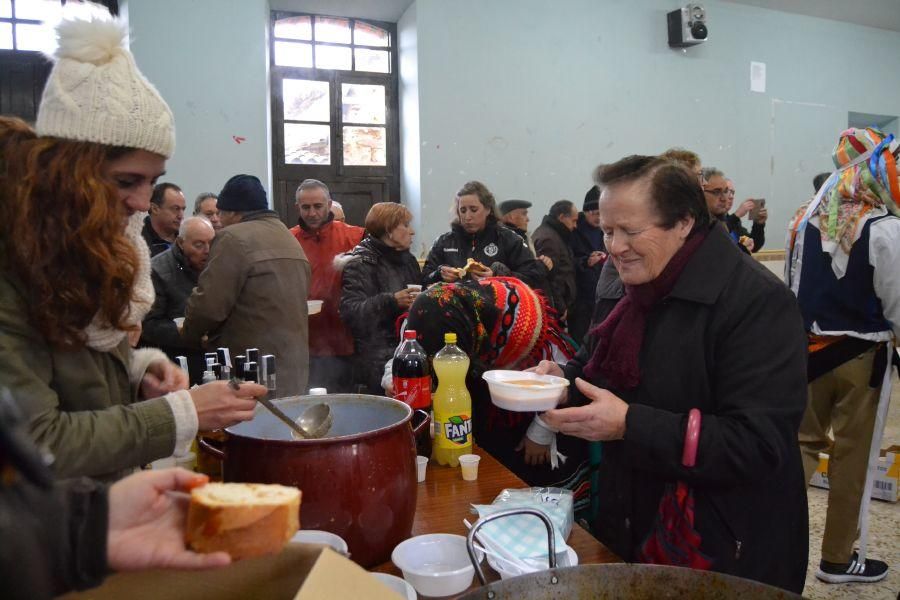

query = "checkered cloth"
471;492;572;560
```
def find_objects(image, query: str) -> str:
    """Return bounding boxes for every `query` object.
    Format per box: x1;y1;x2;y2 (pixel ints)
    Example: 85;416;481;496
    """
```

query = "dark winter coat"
532;215;577;316
565;226;808;593
0;394;108;599
422;221;544;288
141;215;172;258
340;236;422;392
569;213;605;343
183;211;311;396
724;213;765;252
141;244;205;383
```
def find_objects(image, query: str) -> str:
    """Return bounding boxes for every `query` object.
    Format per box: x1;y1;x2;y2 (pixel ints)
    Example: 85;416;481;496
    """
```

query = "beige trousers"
799;345;880;564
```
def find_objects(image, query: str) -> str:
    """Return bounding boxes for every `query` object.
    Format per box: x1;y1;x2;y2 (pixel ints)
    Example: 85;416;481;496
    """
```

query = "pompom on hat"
35;3;175;158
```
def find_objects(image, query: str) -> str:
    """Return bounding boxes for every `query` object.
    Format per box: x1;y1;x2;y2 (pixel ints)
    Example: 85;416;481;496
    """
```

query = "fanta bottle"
432;332;473;467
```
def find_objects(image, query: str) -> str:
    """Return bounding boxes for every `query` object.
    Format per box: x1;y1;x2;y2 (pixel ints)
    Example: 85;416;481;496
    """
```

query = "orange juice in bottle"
431;333;473;467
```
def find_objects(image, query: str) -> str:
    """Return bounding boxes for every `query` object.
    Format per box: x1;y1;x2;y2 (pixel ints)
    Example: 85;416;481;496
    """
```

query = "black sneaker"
816;552;889;583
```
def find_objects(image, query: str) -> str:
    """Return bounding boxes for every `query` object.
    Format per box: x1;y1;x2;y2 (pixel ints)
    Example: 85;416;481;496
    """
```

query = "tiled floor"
803;370;900;600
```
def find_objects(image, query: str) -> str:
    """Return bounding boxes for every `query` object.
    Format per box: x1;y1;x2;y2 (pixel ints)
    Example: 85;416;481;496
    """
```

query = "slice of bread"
186;482;301;560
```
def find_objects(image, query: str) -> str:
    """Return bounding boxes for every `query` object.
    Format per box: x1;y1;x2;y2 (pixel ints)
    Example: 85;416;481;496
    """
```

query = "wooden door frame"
269;11;400;225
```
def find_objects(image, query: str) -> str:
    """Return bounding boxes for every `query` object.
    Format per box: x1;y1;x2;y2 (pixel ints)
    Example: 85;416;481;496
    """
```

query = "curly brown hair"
0;117;139;348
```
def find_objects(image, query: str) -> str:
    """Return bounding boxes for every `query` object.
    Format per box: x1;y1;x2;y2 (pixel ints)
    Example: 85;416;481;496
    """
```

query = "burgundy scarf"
583;229;708;389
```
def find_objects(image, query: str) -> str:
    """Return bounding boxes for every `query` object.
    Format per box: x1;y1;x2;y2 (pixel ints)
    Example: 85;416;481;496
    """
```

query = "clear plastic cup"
416;455;428;483
458;454;481;481
406;284;422;293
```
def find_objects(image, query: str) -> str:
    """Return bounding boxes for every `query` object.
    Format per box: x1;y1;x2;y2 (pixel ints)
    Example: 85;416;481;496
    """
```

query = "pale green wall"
122;0;900;248
403;0;900;247
123;0;272;204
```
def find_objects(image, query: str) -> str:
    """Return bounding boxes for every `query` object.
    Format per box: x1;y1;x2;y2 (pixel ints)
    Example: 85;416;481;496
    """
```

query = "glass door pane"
285;123;330;165
341;84;385;124
283;79;329;121
343;126;386;166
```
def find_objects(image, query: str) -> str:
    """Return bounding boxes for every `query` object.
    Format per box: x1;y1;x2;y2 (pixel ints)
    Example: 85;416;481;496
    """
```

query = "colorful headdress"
788;127;899;279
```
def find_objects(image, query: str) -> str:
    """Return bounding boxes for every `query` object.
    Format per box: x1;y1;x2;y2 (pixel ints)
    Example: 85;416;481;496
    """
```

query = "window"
270;12;400;227
1;0;60;52
0;0;104;53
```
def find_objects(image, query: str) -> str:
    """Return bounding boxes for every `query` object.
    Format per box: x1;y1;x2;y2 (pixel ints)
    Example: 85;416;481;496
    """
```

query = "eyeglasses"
704;188;728;197
725;189;735;196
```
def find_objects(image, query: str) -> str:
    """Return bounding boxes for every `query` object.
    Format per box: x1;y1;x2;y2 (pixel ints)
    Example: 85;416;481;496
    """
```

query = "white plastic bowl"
370;572;417;600
307;300;324;315
391;534;483;597
290;529;349;556
482;370;569;412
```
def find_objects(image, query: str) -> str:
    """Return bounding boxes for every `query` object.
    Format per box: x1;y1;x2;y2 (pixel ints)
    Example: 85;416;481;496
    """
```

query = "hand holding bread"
107;469;232;572
186;482;301;560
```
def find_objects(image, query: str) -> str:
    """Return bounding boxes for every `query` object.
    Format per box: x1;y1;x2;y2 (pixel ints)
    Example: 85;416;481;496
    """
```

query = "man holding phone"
726;178;767;252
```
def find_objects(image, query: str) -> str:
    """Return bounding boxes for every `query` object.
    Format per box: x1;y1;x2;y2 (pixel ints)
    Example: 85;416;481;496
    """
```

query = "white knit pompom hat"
35;4;175;158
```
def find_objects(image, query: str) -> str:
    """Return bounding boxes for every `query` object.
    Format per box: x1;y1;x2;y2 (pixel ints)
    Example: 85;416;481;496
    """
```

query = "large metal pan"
460;509;805;600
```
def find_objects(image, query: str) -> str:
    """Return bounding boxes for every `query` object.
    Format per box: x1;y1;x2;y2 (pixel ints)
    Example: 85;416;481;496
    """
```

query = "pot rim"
224;393;414;445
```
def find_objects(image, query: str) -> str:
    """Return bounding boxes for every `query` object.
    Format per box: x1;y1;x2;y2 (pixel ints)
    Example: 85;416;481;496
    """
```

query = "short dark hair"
813;172;830;192
599;155;710;233
548;200;575;219
150;182;182;207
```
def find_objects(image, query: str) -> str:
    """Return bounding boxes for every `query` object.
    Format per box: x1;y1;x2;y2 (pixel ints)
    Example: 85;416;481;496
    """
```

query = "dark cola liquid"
393;338;432;457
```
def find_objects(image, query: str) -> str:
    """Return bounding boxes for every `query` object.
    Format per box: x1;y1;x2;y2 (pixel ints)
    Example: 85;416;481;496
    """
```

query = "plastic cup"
458;454;481;481
416;455;428;483
407;284;422;293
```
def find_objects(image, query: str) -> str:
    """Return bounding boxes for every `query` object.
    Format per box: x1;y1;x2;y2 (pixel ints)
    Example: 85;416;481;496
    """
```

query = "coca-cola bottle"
393;330;431;410
393;330;432;458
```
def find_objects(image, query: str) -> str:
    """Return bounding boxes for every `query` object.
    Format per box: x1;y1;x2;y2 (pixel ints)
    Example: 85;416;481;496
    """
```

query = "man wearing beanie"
569;186;607;342
183;174;311;395
290;179;363;393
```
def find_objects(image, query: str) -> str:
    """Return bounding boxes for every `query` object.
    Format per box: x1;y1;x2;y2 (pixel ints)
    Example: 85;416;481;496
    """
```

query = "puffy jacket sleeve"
501;229;545;288
422;237;447;285
0;282;176;479
182;232;247;343
140;268;185;350
339;258;398;342
750;221;765;252
622;280;807;487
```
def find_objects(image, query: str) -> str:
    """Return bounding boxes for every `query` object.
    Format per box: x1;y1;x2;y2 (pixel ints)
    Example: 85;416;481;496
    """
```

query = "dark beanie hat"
583;186;600;211
217;174;268;212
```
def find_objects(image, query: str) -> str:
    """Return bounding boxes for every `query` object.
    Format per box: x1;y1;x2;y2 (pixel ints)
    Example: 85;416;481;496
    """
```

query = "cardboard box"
61;545;402;600
809;448;899;503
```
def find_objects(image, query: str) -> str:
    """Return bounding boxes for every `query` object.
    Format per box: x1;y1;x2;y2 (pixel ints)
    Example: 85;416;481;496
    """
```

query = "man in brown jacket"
183;175;311;396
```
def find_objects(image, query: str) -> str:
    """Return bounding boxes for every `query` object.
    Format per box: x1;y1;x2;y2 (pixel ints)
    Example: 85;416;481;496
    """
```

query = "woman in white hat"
0;6;264;481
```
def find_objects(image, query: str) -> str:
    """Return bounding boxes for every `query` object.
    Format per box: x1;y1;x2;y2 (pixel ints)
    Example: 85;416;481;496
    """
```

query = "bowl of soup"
482;370;569;411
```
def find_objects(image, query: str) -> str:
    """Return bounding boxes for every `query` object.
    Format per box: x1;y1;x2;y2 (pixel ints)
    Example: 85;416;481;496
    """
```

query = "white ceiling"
269;0;414;23
269;0;900;32
723;0;900;33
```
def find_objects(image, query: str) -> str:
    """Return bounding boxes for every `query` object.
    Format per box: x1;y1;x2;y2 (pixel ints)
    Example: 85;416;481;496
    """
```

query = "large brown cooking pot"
199;394;427;567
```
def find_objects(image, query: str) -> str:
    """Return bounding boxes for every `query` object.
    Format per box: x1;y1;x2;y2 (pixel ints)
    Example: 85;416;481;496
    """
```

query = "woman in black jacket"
422;181;544;288
340;203;422;394
540;156;809;594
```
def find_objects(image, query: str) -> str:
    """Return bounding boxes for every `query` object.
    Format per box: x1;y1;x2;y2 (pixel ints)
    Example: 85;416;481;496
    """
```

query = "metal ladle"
294;402;333;439
229;379;332;439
